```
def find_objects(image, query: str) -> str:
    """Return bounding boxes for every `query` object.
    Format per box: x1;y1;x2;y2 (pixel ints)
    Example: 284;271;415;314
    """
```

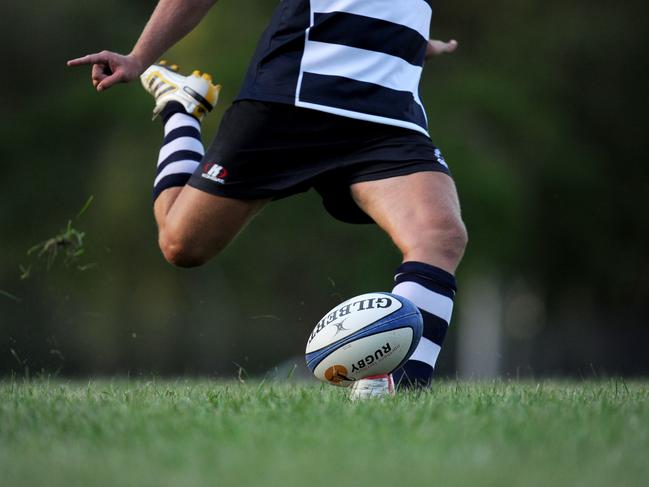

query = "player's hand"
425;39;458;60
67;51;144;92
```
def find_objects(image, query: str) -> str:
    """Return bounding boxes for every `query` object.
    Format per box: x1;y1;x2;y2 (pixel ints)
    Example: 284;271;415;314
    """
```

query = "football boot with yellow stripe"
140;60;221;121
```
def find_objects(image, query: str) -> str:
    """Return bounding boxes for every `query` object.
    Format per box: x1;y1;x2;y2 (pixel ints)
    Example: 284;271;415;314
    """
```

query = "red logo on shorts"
201;162;228;184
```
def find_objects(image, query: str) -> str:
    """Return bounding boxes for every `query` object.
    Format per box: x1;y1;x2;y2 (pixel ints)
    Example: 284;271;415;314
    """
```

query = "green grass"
1;380;647;487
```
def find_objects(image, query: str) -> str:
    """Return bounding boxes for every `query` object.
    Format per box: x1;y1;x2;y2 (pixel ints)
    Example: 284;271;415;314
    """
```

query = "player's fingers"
67;53;107;67
425;39;459;60
92;75;108;88
91;64;112;86
430;40;457;54
96;70;123;92
444;39;459;53
92;63;106;78
91;64;110;87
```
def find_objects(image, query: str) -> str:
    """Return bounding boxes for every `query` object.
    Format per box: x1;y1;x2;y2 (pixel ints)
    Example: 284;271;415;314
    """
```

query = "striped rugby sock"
391;261;457;389
153;102;204;201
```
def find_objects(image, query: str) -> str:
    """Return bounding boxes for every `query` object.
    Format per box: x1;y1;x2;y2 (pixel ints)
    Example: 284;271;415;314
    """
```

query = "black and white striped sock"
391;261;457;388
153;102;204;201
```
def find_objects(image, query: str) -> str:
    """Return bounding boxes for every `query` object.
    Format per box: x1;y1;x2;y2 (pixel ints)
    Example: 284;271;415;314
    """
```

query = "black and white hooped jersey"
237;0;433;136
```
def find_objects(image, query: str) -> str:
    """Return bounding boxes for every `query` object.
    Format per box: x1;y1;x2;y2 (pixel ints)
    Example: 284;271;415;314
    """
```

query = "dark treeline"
1;0;647;377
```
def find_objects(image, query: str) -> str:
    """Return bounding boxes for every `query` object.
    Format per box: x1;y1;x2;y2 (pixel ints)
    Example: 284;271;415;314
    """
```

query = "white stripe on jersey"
309;0;431;40
296;0;431;135
300;41;423;100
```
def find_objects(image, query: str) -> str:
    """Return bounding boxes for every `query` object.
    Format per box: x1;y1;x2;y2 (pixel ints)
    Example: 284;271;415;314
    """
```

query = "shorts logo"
201;162;228;184
434;148;448;169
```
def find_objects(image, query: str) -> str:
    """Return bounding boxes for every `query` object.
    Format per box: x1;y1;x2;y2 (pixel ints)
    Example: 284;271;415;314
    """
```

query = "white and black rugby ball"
305;292;423;386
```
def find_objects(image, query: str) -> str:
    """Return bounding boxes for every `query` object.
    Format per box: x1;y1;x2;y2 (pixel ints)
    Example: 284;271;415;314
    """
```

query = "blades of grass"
10;348;25;367
232;362;248;384
77;263;98;272
0;289;21;303
26;242;43;256
21;197;96;278
75;195;94;219
19;264;31;280
256;378;267;394
286;363;298;381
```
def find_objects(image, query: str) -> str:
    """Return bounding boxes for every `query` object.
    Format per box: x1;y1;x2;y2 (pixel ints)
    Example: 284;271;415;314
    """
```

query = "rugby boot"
140;60;221;121
349;374;395;400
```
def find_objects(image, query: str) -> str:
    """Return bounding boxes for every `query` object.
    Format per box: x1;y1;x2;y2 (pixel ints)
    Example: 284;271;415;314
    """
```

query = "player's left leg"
351;171;468;389
141;62;269;268
154;185;268;268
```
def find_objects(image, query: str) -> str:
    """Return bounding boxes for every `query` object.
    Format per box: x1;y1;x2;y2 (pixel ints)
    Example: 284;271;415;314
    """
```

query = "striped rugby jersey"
237;0;433;136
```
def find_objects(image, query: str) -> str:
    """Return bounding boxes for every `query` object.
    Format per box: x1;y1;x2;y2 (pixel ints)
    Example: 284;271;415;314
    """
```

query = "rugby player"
68;0;468;398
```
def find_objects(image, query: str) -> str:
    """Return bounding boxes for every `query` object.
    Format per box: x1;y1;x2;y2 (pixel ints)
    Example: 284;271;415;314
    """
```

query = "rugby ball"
305;292;423;386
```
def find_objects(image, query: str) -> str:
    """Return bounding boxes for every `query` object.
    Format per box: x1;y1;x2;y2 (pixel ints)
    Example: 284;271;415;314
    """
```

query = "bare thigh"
155;186;269;267
350;171;467;273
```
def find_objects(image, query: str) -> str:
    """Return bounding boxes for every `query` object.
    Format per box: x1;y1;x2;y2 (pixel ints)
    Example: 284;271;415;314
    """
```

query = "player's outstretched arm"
426;39;458;60
67;0;218;92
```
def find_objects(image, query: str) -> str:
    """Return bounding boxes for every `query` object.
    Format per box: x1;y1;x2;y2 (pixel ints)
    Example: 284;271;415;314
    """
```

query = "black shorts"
187;100;450;224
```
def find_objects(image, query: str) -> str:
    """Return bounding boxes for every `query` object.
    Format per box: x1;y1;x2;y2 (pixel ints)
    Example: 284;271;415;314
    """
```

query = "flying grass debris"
21;196;96;277
0;289;21;303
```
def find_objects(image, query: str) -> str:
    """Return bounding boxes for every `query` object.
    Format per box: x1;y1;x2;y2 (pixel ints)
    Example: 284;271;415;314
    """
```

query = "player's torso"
237;0;433;136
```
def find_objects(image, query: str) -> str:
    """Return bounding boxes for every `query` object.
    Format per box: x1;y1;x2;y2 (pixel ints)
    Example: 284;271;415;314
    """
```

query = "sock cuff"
395;261;457;294
161;101;198;124
152;173;193;201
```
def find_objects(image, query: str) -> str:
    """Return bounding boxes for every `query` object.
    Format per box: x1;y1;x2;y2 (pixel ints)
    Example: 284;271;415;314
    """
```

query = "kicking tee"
236;0;433;136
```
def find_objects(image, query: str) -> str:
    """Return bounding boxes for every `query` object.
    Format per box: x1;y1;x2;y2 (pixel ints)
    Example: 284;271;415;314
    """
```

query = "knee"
158;230;209;269
402;213;468;265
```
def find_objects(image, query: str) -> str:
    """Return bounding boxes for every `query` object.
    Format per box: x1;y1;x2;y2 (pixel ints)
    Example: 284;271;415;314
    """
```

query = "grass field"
1;380;647;487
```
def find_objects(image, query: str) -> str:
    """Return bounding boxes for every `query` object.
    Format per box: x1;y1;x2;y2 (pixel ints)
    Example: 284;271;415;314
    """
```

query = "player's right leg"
141;62;268;268
350;171;466;395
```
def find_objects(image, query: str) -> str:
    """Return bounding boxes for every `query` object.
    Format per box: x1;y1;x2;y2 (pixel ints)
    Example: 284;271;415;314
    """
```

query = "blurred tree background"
1;0;647;378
